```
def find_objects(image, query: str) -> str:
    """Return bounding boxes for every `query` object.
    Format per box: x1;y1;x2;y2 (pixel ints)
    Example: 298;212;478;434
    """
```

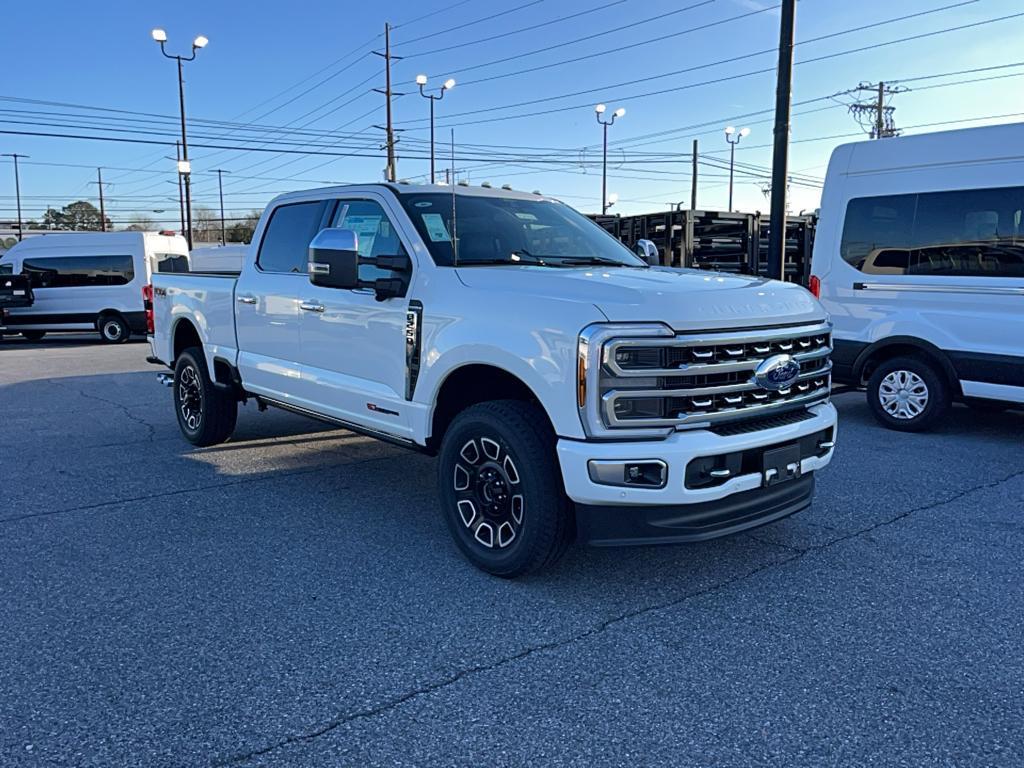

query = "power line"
392;0;545;48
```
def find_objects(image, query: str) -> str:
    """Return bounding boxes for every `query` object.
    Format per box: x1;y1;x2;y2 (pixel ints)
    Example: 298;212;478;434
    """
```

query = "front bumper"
556;401;836;543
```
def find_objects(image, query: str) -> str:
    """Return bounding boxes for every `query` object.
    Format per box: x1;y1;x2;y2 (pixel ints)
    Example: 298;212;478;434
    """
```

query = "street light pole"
1;153;27;240
595;105;625;215
416;75;456;183
152;28;208;250
724;126;750;212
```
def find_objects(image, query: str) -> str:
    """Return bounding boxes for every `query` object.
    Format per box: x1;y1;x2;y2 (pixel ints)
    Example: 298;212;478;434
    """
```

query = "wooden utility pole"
89;167;109;231
213;169;229;244
767;0;796;282
690;139;698;211
373;23;400;181
2;153;28;240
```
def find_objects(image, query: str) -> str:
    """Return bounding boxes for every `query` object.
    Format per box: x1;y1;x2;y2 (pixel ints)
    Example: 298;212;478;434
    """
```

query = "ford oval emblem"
754;354;800;391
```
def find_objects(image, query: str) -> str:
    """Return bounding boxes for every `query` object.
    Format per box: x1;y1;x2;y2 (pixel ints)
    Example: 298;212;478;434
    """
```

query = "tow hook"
157;373;174;388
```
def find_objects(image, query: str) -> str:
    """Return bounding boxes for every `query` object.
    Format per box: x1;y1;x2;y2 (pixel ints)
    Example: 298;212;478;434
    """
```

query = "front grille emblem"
753;354;801;392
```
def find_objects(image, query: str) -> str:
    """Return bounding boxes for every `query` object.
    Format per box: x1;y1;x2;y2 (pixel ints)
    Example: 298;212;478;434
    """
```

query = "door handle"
236;294;257;305
300;301;325;313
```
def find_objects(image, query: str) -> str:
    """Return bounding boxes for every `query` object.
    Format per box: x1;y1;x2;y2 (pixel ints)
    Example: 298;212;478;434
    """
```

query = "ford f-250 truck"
148;183;837;576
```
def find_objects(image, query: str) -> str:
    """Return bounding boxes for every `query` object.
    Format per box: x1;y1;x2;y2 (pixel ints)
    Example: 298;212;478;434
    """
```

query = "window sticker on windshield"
514;212;538;221
422;213;451;242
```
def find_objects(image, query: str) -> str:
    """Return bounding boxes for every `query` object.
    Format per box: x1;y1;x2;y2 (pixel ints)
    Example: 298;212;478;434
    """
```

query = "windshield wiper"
458;250;552;267
550;256;644;268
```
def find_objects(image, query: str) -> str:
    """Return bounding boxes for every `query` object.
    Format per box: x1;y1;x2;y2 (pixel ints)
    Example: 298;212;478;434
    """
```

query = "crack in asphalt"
214;467;1024;767
48;379;158;442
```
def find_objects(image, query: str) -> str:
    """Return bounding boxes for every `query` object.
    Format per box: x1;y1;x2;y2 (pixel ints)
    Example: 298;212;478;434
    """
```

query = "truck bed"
150;272;238;370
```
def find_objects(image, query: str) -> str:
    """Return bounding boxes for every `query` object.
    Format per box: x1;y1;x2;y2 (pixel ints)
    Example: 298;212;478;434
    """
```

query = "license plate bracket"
762;443;801;487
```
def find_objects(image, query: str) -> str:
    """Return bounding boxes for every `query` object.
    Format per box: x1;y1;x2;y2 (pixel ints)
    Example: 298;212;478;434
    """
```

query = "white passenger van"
0;231;188;343
811;123;1024;431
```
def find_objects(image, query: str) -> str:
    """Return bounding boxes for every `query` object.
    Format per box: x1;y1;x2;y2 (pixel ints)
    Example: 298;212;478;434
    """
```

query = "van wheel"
867;356;950;432
98;313;130;344
21;330;45;341
173;347;238;446
438;400;574;578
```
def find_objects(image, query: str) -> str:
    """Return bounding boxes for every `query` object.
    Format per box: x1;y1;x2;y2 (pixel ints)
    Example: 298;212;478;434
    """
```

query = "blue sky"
1;0;1022;228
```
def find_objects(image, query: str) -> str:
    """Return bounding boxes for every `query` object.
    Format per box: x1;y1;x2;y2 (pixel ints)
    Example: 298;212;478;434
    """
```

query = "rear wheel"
867;356;950;432
438;400;573;577
98;313;130;344
21;330;45;342
173;347;237;446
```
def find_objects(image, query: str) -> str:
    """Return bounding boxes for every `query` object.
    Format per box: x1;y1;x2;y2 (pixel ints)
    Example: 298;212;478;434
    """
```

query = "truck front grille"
599;322;832;429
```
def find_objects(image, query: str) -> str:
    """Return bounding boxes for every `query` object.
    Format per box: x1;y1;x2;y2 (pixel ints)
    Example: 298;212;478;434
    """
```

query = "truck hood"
455;265;825;332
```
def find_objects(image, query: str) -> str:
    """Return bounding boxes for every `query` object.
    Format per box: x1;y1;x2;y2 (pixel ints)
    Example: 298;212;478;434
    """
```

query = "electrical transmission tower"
844;81;907;139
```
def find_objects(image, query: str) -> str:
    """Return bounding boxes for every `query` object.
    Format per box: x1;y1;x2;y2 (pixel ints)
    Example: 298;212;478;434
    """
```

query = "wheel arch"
853;336;961;396
171;316;202;364
426;364;550;454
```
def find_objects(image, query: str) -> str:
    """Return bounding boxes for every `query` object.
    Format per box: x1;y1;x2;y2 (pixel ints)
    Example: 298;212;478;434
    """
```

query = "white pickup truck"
148;183;837;576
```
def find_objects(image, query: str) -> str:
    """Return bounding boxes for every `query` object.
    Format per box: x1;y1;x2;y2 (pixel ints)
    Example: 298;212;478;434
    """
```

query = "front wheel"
438;400;574;578
867;356;950;432
173;347;238;446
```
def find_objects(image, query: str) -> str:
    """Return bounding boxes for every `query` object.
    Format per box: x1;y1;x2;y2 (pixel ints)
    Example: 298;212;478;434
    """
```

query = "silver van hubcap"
879;370;928;419
103;321;122;340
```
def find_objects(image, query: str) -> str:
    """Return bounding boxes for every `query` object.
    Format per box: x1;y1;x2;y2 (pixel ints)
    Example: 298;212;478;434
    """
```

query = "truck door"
293;194;414;439
234;200;328;400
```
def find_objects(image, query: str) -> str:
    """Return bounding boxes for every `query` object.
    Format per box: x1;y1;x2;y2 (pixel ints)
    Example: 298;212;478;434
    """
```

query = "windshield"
397;192;646;268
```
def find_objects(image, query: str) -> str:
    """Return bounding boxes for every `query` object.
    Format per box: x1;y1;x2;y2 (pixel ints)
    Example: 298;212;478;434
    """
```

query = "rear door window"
257;201;327;273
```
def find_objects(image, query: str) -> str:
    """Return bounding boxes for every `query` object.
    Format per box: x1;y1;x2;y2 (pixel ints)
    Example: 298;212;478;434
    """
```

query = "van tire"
21;330;45;341
173;347;237;446
98;313;130;344
438;399;574;577
867;355;950;432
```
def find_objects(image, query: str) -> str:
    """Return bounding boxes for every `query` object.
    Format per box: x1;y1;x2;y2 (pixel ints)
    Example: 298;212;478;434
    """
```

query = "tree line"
22;201;262;243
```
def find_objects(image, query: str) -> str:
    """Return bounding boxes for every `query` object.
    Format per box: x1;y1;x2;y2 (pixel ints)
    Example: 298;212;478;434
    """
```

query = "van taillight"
142;284;154;334
809;275;821;299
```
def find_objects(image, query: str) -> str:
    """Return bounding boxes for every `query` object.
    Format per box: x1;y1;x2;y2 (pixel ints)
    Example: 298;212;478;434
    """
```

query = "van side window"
21;255;134;288
841;187;1024;277
332;199;408;282
257;201;326;273
155;253;190;273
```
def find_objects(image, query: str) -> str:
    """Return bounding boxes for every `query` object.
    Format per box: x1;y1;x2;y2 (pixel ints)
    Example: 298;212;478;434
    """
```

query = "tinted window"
155;253;189;273
22;255;134;288
841;186;1024;277
332;199;408;282
257;201;326;273
0;263;12;275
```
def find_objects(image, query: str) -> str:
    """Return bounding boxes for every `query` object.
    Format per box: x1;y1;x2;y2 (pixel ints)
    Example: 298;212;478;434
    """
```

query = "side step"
157;373;174;388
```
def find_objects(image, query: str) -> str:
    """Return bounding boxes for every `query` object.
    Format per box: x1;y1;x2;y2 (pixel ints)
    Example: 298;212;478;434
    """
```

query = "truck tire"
438;399;574;577
21;330;45;342
867;355;950;432
98;313;130;344
173;347;238;446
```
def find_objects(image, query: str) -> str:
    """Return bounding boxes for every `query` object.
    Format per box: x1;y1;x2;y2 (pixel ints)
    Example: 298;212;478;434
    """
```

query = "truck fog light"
588;460;667;488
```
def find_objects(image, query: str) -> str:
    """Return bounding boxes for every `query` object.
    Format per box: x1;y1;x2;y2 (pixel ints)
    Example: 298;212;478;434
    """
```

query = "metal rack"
590;208;816;286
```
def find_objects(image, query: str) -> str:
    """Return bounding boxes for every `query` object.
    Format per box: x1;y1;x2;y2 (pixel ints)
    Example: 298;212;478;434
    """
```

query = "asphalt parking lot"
1;336;1022;767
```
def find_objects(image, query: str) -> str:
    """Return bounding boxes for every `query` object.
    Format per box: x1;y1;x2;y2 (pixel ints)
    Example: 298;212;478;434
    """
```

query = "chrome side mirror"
308;228;360;289
635;239;659;266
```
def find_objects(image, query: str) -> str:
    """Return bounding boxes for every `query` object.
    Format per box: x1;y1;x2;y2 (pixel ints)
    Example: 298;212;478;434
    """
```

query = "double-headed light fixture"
595;104;626;215
151;27;209;248
724;125;750;212
417;74;456;183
